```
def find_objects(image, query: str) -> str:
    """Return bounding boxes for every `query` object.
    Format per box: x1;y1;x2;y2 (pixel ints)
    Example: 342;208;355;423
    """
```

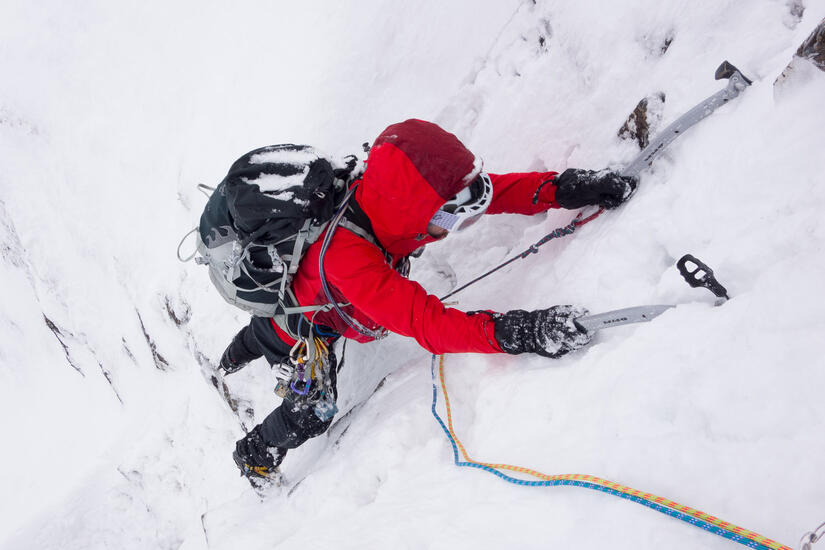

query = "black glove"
493;305;592;358
554;168;637;210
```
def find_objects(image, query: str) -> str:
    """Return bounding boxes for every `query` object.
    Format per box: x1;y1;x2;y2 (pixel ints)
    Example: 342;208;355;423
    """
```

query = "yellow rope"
437;355;790;550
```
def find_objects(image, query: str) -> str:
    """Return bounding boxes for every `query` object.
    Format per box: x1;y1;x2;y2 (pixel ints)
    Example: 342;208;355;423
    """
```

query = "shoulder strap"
340;194;384;251
318;184;388;340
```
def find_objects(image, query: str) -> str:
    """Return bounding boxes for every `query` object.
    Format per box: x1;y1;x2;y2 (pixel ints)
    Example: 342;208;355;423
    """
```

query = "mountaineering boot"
218;327;262;374
219;345;246;374
233;427;287;490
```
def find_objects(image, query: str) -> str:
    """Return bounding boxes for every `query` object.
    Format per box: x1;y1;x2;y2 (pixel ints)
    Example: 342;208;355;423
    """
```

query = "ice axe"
574;254;729;333
440;61;752;303
620;60;753;181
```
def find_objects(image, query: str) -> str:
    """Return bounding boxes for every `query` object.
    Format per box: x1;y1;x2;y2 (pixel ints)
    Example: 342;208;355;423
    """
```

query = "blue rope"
429;356;774;550
313;325;339;339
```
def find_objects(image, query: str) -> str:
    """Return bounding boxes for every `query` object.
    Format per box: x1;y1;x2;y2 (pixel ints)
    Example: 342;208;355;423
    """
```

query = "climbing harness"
430;354;795;550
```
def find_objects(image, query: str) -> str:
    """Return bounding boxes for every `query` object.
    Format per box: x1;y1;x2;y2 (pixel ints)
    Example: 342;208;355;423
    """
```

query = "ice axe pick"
574;254;729;333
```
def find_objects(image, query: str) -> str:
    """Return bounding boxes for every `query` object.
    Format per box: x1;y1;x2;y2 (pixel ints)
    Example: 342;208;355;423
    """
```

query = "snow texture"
248;148;322;167
1;1;824;550
245;146;327;200
243;174;302;197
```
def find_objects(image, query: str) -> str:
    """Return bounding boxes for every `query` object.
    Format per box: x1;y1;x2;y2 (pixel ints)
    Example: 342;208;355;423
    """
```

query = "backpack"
179;144;362;327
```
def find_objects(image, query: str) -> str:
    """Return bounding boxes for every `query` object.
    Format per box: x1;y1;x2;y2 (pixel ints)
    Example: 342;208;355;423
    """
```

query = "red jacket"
279;119;562;354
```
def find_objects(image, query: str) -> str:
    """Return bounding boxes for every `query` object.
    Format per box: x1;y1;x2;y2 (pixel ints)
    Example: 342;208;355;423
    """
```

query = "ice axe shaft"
621;60;752;180
575;254;729;334
575;304;675;333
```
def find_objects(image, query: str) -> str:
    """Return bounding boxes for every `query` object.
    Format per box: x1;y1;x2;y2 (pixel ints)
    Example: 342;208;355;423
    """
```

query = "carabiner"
290;363;311;396
290;377;311;396
289;337;308;365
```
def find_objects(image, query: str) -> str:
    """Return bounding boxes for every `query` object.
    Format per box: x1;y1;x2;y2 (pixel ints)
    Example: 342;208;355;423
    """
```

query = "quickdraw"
430;354;793;550
274;335;338;421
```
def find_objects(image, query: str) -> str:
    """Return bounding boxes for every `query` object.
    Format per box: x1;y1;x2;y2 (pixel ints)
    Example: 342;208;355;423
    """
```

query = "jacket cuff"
482;315;504;353
468;310;505;353
532;174;559;206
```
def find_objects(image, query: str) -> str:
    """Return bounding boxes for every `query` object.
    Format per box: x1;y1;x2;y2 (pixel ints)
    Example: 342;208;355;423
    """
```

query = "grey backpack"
179;144;358;323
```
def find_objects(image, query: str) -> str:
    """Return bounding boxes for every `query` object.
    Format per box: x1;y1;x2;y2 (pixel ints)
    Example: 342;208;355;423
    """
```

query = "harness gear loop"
277;333;337;421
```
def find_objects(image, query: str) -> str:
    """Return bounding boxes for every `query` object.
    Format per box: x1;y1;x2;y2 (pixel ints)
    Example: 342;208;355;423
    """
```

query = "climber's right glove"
554;168;637;210
493;305;592;358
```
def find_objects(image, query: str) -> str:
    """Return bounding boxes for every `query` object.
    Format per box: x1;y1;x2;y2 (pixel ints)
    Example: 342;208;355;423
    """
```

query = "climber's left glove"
493;305;592;359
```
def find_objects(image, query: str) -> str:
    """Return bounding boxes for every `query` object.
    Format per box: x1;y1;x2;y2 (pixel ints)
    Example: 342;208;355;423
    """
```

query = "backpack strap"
337;217;380;248
271;287;347;341
341;195;380;246
342;195;406;270
278;218;315;302
318;184;388;340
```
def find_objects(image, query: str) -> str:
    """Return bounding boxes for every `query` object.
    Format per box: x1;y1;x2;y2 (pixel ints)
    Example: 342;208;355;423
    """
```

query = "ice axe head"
715;60;753;87
677;254;729;300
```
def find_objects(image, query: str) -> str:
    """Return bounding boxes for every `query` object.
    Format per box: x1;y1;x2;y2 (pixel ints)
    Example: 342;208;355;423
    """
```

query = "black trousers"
229;317;338;450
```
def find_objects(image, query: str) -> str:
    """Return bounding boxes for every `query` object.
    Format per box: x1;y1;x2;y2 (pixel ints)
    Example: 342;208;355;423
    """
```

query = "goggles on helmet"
429;172;493;233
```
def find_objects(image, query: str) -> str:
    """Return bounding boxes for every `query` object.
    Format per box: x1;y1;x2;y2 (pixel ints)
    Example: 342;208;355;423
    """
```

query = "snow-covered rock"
1;1;824;549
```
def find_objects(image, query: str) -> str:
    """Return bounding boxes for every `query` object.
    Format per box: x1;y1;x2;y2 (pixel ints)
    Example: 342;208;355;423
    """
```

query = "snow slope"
1;1;824;549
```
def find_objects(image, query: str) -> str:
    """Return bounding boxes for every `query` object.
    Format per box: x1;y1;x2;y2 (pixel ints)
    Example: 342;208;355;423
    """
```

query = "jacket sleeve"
486;171;561;215
324;231;503;355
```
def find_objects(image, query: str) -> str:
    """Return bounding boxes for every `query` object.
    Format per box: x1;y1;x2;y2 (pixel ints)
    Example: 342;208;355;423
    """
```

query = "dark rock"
618;92;666;150
775;18;825;88
164;295;192;327
786;0;805;28
537;18;552;54
660;35;674;56
136;309;169;371
796;18;825;70
639;30;674;58
44;315;85;376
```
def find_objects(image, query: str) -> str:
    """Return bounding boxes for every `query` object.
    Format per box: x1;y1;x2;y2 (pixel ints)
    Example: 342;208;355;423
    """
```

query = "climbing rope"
440;208;603;300
430;354;793;550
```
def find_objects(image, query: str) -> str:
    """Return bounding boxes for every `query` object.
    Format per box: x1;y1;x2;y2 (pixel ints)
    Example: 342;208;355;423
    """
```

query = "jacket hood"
355;119;481;257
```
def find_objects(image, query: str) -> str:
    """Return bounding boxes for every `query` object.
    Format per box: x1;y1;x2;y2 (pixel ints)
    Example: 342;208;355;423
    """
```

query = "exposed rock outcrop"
784;0;805;29
618;92;666;150
775;18;825;88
